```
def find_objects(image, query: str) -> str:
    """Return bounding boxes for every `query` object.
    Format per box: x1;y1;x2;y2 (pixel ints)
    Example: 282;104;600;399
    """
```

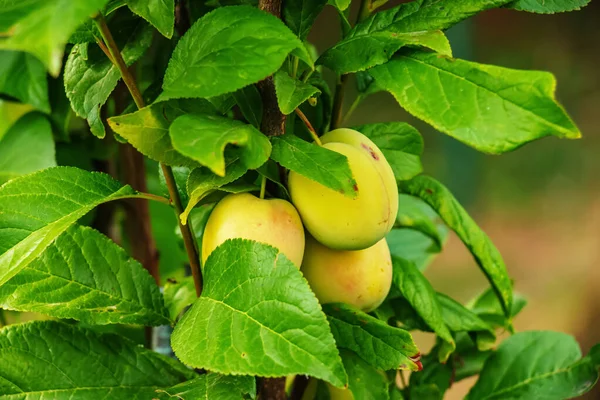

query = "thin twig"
94;15;145;109
95;38;114;63
94;14;203;297
331;74;348;130
295;108;322;145
161;165;203;296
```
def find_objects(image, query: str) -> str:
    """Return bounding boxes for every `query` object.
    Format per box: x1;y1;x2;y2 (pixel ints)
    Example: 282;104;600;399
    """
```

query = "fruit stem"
295;108;322;146
94;14;203;297
259;175;267;199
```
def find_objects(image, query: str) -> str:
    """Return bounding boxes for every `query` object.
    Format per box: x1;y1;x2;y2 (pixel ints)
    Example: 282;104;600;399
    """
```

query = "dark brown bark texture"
257;0;290;398
257;0;286;137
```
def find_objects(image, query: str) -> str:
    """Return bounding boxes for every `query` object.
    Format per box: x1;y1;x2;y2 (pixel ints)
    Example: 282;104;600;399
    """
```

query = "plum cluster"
202;129;398;313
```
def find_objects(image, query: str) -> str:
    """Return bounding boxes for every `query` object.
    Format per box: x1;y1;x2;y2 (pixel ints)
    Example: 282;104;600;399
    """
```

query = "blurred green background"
311;1;600;397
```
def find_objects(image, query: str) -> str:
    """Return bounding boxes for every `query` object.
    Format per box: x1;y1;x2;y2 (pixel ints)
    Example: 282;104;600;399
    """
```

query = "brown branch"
94;15;203;296
256;0;289;398
257;0;286;137
258;377;287;400
295;108;322;145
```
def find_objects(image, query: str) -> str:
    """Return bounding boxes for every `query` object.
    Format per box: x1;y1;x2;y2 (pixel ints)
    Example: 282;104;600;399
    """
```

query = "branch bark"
256;0;290;398
257;0;286;137
258;377;287;400
94;15;203;296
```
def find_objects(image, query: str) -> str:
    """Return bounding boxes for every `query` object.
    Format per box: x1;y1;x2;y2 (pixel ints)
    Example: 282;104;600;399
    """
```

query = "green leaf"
507;0;590;13
0;320;194;398
370;51;580;154
162;5;309;100
399;175;513;316
340;349;390;400
127;0;174;38
292;72;333;139
64;17;153;138
319;0;511;74
394;195;442;251
409;350;452;398
392;256;455;362
0;114;56;185
323;303;421;371
0;51;49;113
0;224;170;325
283;0;328;40
270;134;357;198
0;167;142;287
0;0;110;76
274;70;320;115
0;100;34;141
163;276;197;321
327;0;351;11
170;114;271;176
437;293;495;351
467;331;600;400
386;224;448;272
233;84;263;128
468;286;527;329
319;29;451;74
108;99;218;166
453;333;493;382
181;160;248;224
354;122;423;181
155;373;256;400
171;239;347;388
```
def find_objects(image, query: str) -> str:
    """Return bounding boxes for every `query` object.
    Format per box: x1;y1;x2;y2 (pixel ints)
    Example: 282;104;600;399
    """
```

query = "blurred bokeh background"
310;1;600;397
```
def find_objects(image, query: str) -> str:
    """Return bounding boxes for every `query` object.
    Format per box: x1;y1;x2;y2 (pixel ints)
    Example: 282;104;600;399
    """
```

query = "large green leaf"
467;331;600;399
319;30;450;74
437;293;495;351
370;51;580;154
108;99;218;166
340;350;390;400
181;160;248;224
0;100;34;140
0;225;170;325
270;134;357;198
394;194;442;251
0;114;56;185
274;70;320;115
0;0;110;76
171;239;347;388
64;17;153;138
155;373;256;400
0;320;195;398
126;0;174;38
392;256;455;362
354;122;423;181
399;175;513;316
323;303;421;371
162;5;310;100
0;51;49;113
0;167;146;287
319;0;512;74
507;0;590;13
170;114;271;176
283;0;328;40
